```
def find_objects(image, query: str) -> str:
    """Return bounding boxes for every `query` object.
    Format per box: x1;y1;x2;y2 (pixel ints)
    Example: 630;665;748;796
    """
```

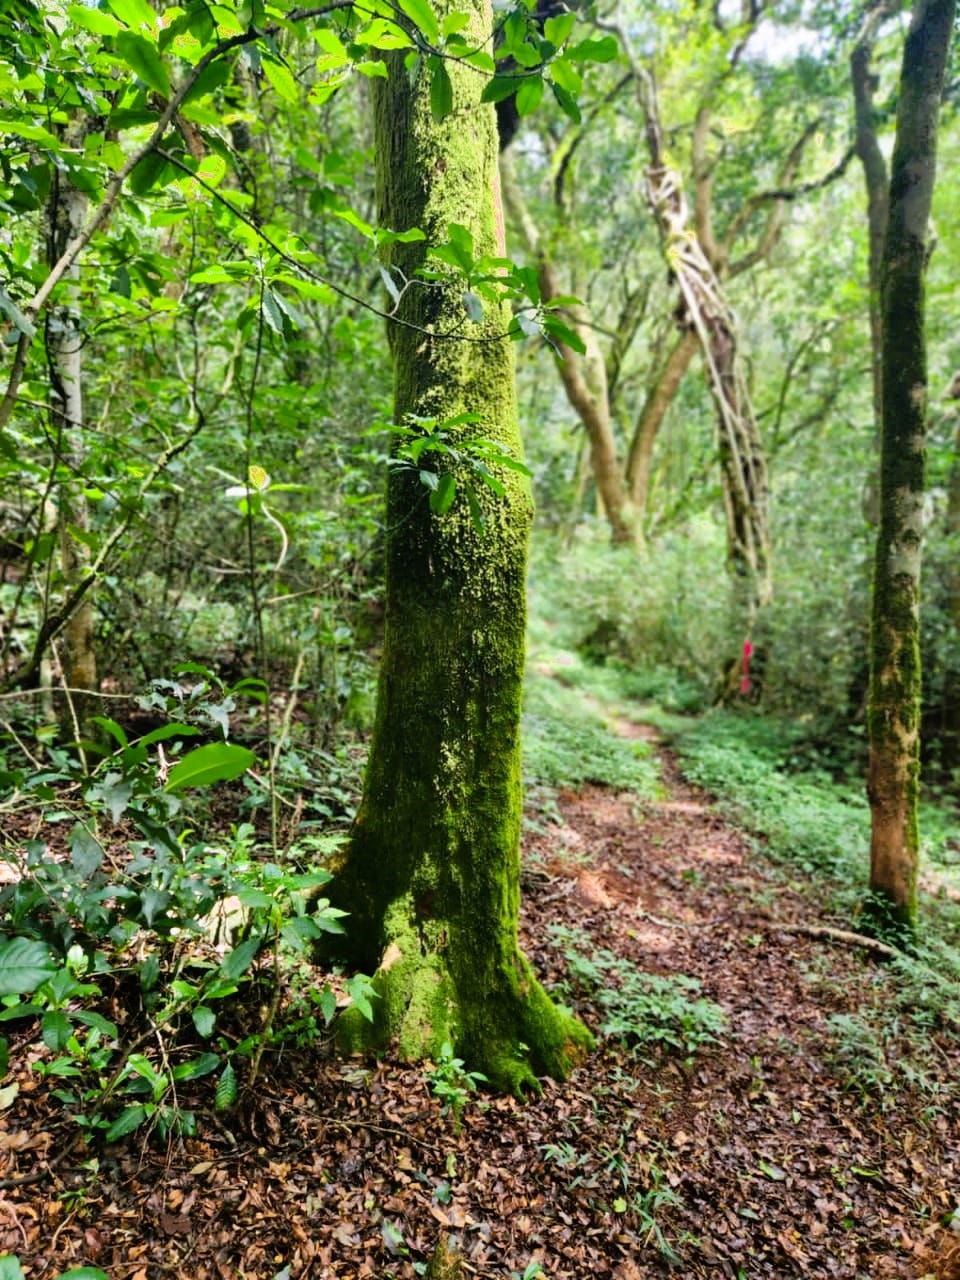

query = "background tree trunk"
330;0;592;1092
867;0;956;931
46;133;97;747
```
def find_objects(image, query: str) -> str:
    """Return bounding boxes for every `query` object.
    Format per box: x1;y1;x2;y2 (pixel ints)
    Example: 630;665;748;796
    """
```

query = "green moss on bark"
866;0;956;933
328;0;592;1091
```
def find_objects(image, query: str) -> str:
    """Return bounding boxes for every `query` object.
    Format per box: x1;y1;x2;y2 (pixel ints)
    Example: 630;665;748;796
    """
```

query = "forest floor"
2;713;960;1280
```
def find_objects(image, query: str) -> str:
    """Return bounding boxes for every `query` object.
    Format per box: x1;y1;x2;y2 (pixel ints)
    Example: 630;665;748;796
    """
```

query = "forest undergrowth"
1;653;960;1280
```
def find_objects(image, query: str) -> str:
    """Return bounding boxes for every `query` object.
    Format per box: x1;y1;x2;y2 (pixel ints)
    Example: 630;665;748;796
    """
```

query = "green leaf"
128;150;168;197
481;74;522;104
0;1257;25;1280
430;60;453;121
345;973;378;1022
319;987;337;1025
68;4;123;34
172;1052;220;1081
192;1006;216;1037
41;1010;72;1052
0;940;56;996
138;722;201;748
70;824;104;878
215;1061;237;1110
115;32;171;97
543;314;586;354
566;36;620;64
219;937;261;981
56;1270;112;1280
164;743;256;792
105;1104;150;1143
261;55;298;103
430;473;457;515
107;0;157;28
551;82;581;124
398;0;439;43
544;12;576;46
515;75;543;117
0;290;36;340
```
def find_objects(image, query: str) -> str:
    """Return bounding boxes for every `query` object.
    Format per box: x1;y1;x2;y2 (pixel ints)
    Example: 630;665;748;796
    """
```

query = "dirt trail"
2;735;959;1279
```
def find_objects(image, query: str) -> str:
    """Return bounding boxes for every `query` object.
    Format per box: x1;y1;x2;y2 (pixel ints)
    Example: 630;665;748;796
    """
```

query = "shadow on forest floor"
2;702;959;1279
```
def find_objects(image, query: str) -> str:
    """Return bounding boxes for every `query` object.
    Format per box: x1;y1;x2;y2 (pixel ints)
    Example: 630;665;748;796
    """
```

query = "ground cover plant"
2;652;960;1278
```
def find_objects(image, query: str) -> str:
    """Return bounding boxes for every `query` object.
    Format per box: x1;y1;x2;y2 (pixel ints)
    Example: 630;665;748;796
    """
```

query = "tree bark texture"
851;1;896;525
330;0;592;1091
46;132;97;743
867;0;956;930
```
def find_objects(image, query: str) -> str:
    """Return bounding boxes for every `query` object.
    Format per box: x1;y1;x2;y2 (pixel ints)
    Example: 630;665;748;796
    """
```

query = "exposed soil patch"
2;735;958;1280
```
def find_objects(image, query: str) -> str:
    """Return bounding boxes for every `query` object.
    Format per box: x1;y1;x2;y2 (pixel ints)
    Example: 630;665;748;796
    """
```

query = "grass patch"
522;664;660;798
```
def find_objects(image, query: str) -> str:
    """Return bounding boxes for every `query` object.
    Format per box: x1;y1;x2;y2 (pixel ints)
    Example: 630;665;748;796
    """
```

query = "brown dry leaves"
2;747;958;1278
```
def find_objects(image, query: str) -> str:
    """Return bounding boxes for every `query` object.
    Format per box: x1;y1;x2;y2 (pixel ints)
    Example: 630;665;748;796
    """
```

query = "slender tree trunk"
500;154;636;545
46;135;97;745
851;1;895;524
867;0;955;932
330;0;592;1092
626;329;698;518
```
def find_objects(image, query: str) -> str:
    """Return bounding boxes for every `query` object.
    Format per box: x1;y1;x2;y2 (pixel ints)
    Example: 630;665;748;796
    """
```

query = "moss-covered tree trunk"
867;0;955;931
331;0;592;1092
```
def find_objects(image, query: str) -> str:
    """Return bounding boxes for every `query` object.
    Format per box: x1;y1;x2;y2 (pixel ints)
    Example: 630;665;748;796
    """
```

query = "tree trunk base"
336;899;592;1094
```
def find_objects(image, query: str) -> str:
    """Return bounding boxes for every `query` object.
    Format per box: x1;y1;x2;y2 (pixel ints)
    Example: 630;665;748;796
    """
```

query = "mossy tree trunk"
331;0;592;1092
867;0;955;931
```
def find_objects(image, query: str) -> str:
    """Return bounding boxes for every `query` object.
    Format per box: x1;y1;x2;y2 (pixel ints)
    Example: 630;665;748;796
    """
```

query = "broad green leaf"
0;1258;25;1280
172;1052;220;1081
70;825;104;878
164;743;256;792
544;12;576;46
0;120;61;148
137;722;201;748
543;314;586;354
105;1104;149;1142
192;1006;216;1037
355;60;388;79
314;28;347;60
262;56;298;103
73;1010;118;1038
116;32;171;97
0;940;56;995
57;1271;111;1280
398;0;439;43
481;74;522;104
219;937;261;980
430;472;457;515
430;61;453;121
107;0;158;30
91;715;128;748
515;75;543;117
551;82;581;124
68;4;123;35
345;973;378;1022
128;150;169;197
549;55;581;95
566;36;619;64
41;1010;72;1052
0;290;36;340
